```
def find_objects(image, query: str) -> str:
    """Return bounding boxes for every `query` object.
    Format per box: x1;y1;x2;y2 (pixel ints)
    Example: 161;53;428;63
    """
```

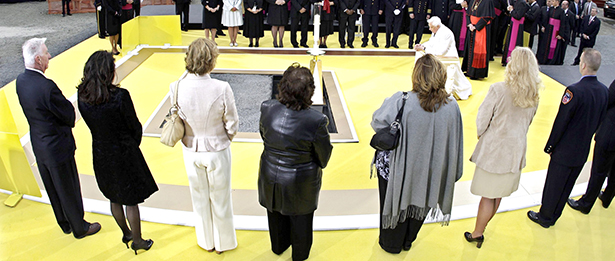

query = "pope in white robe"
414;16;472;100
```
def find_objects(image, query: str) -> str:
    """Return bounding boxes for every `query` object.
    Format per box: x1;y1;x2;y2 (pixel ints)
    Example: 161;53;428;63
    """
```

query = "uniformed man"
528;48;608;228
407;0;431;48
568;78;615;214
384;0;406;48
359;0;383;47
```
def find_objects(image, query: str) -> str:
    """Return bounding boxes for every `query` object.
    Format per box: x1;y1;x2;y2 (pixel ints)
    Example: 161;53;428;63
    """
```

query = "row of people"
15;36;613;260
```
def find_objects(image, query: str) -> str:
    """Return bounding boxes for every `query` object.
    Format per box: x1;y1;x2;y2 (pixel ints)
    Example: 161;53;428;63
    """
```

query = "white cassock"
415;25;472;100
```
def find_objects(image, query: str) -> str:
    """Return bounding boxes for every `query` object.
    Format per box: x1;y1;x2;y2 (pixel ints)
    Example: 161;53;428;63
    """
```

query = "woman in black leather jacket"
258;64;333;261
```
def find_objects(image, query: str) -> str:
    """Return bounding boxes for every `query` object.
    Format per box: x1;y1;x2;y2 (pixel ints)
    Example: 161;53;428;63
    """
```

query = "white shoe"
234;43;238;47
230;43;234;47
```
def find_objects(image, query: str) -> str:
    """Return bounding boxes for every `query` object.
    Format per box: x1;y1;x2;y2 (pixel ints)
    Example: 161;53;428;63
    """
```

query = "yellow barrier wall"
121;15;182;55
0;89;41;199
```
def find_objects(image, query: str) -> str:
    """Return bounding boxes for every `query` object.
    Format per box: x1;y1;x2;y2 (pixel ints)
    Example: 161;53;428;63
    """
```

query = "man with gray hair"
15;38;101;239
414;16;472;100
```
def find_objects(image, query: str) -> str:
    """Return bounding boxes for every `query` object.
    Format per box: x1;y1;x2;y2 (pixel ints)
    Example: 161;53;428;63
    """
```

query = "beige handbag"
160;73;187;147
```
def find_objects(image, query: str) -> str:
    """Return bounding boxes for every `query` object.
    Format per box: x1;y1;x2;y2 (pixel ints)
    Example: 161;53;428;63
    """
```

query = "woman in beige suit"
170;38;239;254
464;47;542;248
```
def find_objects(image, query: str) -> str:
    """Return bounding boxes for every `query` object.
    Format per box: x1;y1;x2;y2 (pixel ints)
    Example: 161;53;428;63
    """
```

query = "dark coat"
545;76;608;167
407;0;431;20
524;1;541;35
16;69;76;166
579;15;600;47
595;80;615;149
258;100;333;216
562;8;575;42
78;88;158;205
290;0;311;16
360;0;383;15
338;0;360;12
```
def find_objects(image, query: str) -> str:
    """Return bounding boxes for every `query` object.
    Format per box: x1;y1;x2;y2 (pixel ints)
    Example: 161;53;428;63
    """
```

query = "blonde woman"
465;47;543;248
170;38;239;254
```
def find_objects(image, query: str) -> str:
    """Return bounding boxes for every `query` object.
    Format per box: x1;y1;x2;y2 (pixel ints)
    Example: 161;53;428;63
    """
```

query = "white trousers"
182;146;237;251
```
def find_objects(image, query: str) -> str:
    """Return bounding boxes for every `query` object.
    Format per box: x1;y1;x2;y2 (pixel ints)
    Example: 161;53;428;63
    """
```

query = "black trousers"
385;13;402;45
573;40;593;64
408;18;426;45
38;158;90;237
578;134;615;210
528;33;536;49
362;14;379;44
338;12;358;45
538;160;584;225
291;12;309;46
62;0;71;15
378;174;425;253
267;210;314;261
175;2;190;30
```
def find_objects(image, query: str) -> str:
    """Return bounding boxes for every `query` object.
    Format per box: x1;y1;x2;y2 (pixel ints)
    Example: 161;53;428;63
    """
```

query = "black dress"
244;0;265;37
78;88;158;205
202;0;223;29
266;0;289;26
104;0;122;36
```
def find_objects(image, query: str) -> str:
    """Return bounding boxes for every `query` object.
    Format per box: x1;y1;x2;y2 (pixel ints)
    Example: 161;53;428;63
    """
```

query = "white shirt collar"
26;67;47;78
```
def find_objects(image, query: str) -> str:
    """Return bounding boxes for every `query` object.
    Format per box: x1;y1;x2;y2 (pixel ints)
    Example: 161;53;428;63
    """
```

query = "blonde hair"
185;38;219;75
412;54;449;112
505;47;542;108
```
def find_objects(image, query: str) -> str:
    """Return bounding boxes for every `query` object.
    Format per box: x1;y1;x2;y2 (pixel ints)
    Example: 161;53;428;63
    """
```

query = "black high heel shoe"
464;232;484;248
131;239;154;255
122;234;133;249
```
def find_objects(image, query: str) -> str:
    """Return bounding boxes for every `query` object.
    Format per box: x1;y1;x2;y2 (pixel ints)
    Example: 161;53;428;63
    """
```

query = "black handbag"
370;92;408;151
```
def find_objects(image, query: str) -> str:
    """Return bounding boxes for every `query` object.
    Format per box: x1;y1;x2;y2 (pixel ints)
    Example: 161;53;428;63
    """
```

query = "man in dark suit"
384;0;405;48
572;7;599;65
570;0;581;46
568;79;615;214
359;0;383;47
16;38;101;238
291;0;311;48
173;0;190;31
528;48;608;228
338;0;361;48
524;0;541;48
557;0;575;64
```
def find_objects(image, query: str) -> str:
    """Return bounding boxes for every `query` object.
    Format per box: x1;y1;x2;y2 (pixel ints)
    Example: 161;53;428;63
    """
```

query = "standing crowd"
12;2;613;255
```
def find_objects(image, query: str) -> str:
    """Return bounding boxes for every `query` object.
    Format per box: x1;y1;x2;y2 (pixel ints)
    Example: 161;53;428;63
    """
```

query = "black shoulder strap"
394;92;409;123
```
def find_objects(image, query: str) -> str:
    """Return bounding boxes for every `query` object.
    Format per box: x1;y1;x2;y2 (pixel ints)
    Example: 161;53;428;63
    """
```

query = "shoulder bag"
370;92;408;151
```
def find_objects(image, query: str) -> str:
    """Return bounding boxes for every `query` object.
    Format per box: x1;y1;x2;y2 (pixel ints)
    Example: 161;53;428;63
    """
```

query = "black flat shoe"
392;44;399;49
361;42;368;47
122;234;133;249
373;42;379;47
464;232;484;248
255;42;259;47
527;210;550;228
131;239;154;255
301;44;309;48
249;43;253;47
567;198;590;214
273;42;278;48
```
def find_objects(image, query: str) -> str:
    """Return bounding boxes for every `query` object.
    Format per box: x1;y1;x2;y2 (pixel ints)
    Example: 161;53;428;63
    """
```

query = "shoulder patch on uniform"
562;89;573;104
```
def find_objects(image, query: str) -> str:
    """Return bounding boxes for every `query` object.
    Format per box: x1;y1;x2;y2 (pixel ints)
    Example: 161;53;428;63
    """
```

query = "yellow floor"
1;30;612;260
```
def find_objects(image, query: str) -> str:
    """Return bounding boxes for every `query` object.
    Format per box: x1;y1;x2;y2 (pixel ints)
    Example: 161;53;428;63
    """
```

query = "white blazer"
170;73;239;152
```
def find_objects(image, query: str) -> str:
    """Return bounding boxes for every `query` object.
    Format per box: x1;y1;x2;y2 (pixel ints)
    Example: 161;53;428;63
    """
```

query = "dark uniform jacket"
16;69;76;166
258;100;333;216
384;0;405;13
360;0;383;15
545;75;608;167
524;1;541;35
595;80;615;151
407;0;431;20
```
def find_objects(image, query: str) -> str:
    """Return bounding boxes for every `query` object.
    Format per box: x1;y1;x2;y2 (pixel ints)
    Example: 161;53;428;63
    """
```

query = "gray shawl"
371;91;464;229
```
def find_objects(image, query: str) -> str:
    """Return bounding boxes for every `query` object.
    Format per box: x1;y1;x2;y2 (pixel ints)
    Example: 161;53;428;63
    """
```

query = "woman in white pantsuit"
170;38;239;254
